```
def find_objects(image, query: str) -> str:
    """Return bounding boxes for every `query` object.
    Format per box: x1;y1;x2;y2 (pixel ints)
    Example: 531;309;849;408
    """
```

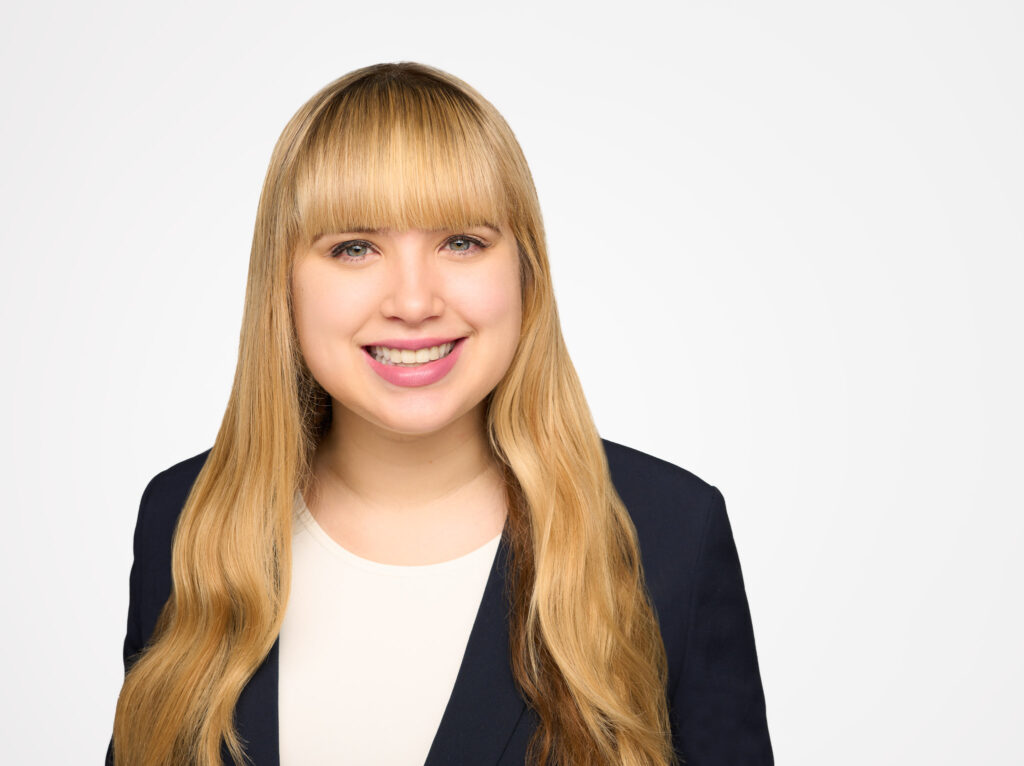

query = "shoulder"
600;437;727;601
600;438;732;673
601;437;724;544
129;447;212;638
137;447;213;543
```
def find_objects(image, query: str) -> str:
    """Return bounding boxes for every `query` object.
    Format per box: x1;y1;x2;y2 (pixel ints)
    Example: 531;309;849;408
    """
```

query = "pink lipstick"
362;337;466;388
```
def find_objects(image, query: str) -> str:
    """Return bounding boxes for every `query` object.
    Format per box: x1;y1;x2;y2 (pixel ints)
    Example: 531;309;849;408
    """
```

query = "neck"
310;400;499;515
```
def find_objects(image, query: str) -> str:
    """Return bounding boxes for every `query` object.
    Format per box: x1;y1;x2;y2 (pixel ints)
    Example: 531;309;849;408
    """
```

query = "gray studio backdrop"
1;1;1021;763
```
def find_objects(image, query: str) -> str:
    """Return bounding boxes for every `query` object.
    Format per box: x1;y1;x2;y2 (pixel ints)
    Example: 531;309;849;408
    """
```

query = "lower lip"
363;338;466;388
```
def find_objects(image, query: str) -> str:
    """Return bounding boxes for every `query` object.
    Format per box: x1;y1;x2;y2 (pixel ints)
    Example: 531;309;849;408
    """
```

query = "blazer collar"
233;532;528;765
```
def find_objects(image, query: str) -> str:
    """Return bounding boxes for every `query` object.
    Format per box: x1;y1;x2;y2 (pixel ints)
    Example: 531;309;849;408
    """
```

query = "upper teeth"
368;342;456;364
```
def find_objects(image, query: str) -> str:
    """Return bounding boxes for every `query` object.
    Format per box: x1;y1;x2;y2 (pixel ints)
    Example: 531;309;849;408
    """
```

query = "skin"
290;224;522;565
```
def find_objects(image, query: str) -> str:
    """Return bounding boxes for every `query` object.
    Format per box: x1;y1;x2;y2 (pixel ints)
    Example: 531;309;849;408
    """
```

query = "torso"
278;490;503;765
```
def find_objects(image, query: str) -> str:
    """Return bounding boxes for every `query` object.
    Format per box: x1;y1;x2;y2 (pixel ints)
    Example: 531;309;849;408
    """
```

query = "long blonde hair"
113;61;675;766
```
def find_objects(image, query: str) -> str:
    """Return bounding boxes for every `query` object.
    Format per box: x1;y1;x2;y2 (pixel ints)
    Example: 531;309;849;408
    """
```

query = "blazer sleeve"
670;486;773;765
105;475;159;766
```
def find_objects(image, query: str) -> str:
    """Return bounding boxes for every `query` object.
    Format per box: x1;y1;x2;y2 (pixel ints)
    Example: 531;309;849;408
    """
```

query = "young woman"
108;62;772;766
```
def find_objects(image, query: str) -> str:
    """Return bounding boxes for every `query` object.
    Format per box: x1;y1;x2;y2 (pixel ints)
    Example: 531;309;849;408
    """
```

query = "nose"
379;236;445;324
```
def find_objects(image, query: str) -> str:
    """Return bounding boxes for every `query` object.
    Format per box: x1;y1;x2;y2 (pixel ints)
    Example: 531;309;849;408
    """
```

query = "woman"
108;62;772;765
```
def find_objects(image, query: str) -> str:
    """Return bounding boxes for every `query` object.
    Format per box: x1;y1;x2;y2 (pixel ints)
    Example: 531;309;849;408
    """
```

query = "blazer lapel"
423;532;528;765
232;531;526;766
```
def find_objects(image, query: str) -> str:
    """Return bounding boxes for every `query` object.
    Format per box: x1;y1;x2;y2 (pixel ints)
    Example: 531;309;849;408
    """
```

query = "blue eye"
329;240;374;261
327;234;487;261
445;235;486;254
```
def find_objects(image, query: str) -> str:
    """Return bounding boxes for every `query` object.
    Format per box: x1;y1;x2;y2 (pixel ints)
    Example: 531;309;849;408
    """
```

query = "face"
291;224;522;437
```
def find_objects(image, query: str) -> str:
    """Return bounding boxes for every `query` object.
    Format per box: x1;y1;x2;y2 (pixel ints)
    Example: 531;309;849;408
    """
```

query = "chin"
367;405;457;436
375;396;486;438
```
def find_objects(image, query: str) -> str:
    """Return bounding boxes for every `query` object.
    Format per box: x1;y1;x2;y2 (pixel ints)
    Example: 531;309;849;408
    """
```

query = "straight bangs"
290;77;513;247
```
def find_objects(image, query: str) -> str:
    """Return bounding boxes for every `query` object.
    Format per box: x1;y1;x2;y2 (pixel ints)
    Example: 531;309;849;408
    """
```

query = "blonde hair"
113;61;675;765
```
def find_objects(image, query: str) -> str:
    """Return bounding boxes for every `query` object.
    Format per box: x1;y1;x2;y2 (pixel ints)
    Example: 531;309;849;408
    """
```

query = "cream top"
278;490;502;766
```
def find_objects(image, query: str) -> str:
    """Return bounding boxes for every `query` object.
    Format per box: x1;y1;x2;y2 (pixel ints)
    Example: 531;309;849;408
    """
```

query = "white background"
2;1;1021;763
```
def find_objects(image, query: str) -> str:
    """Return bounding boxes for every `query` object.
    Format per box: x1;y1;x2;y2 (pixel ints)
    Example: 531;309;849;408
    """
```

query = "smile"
365;342;457;366
361;338;467;388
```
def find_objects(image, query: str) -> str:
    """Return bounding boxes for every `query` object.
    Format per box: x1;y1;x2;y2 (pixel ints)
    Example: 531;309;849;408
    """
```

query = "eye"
329;240;376;261
444;235;488;255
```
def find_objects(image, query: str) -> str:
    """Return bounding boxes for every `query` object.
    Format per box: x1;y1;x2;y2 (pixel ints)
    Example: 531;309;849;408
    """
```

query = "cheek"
455;261;523;352
292;264;370;369
473;282;519;327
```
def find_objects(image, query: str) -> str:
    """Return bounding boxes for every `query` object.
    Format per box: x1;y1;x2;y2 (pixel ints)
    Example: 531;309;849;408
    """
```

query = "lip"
363;336;464;351
363;337;467;388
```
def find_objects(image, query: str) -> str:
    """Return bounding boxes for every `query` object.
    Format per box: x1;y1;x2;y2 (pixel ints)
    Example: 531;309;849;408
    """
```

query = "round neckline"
293;490;503;576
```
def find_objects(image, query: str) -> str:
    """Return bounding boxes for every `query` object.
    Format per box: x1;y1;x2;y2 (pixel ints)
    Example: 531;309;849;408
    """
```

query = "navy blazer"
107;438;772;765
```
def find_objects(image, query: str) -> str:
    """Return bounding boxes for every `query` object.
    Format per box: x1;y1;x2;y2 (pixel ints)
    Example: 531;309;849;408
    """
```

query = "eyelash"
328;235;489;262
